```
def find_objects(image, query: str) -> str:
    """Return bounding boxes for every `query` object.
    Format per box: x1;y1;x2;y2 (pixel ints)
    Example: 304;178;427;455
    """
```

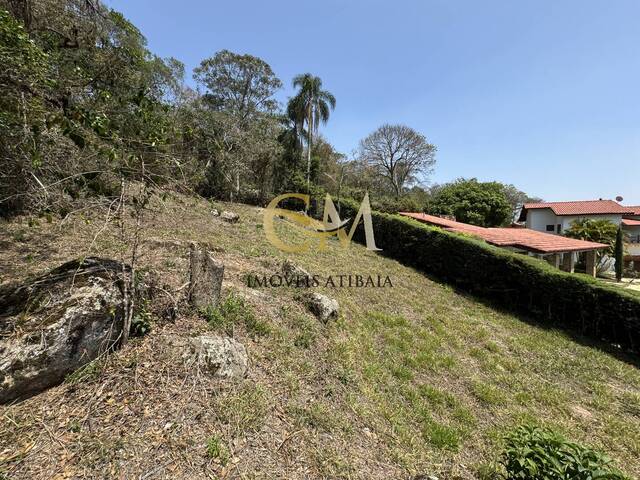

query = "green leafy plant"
565;219;618;256
500;425;629;479
130;300;153;337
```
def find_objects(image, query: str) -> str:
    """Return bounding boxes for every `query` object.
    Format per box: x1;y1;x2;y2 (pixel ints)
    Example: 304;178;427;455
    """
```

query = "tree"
564;219;618;256
358;124;436;199
193;50;282;120
428;178;512;227
614;226;624;282
501;184;542;221
193;50;283;201
565;219;620;275
287;73;336;195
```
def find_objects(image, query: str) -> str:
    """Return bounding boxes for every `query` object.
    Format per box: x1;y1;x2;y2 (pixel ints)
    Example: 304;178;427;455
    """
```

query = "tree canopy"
564;218;619;256
194;50;282;119
428;178;513;227
0;0;542;223
287;73;336;194
358;124;436;199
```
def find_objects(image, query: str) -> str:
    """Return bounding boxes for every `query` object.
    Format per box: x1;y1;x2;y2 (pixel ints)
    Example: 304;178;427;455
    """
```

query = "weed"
66;360;103;384
201;292;270;336
205;434;229;465
294;329;315;348
130;300;152;337
472;381;506;405
423;420;460;451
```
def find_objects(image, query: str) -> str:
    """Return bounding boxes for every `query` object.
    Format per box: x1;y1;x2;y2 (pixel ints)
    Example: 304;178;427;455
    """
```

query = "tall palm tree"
287;74;336;195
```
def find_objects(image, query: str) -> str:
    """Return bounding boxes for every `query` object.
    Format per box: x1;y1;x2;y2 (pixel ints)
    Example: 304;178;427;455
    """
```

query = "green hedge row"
337;199;640;352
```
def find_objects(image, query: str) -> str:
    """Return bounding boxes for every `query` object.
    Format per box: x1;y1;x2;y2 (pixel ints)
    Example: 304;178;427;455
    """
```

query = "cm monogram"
263;193;381;253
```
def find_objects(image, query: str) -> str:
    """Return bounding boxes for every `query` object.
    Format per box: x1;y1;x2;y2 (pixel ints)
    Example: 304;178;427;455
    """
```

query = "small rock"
220;211;239;223
302;292;339;322
179;335;248;379
281;260;312;287
211;208;219;217
188;243;224;309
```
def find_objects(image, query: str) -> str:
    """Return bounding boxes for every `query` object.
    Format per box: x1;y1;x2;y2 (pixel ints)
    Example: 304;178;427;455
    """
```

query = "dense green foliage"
565;219;618;257
338;198;640;352
428;178;513;227
0;1;195;214
500;425;629;479
0;2;541;218
0;1;326;214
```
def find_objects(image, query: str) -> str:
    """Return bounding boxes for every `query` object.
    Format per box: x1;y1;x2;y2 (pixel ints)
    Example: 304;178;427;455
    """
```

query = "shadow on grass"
383;252;640;370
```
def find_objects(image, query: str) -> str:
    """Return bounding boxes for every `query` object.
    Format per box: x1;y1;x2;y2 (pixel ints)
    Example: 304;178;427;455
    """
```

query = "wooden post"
561;252;575;273
585;250;597;277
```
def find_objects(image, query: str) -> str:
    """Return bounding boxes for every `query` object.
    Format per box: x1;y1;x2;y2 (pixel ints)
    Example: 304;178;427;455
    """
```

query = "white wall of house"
526;209;559;233
526;210;625;235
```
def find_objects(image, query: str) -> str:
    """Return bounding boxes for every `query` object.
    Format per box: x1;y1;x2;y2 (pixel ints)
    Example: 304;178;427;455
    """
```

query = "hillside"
1;193;639;479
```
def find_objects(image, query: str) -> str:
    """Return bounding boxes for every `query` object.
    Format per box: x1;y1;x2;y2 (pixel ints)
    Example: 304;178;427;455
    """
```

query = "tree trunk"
306;104;313;199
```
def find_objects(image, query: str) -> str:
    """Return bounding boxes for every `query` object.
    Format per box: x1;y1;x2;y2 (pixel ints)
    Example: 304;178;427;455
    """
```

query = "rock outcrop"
0;258;126;403
188;243;224;309
166;335;248;379
302;292;339;322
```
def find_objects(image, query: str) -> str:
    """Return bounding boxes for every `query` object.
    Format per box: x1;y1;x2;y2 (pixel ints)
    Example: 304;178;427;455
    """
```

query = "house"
517;200;630;235
517;200;640;272
400;212;608;277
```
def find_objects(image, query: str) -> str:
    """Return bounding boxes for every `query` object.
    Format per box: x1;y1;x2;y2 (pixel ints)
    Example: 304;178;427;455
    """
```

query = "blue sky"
107;0;640;204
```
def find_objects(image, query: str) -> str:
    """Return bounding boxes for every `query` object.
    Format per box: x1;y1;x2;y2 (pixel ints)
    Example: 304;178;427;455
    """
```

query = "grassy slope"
1;193;639;479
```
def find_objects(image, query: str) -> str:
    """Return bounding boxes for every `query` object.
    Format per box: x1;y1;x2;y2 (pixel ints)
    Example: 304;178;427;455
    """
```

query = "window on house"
546;225;555;232
557;224;562;233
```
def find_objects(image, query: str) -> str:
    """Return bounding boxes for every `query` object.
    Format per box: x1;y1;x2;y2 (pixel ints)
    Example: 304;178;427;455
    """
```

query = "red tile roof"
622;219;640;227
522;200;631;216
400;212;608;254
624;206;640;216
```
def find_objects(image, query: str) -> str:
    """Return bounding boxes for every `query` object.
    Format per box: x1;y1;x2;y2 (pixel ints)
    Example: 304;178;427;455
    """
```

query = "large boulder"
302;292;339;323
166;335;248;379
188;243;224;309
0;258;126;403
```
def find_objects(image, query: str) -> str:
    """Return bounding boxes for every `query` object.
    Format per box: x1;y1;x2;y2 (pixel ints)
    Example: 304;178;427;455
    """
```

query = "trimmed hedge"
337;199;640;352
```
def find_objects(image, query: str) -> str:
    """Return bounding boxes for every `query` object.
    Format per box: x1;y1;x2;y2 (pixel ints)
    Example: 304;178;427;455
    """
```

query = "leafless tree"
358;124;436;199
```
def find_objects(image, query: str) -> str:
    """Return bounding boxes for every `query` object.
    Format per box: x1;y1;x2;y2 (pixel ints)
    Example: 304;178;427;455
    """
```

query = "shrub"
337;199;640;352
500;424;629;479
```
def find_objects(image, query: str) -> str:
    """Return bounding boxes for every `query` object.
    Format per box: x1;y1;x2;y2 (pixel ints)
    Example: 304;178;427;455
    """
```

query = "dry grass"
1;193;639;479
